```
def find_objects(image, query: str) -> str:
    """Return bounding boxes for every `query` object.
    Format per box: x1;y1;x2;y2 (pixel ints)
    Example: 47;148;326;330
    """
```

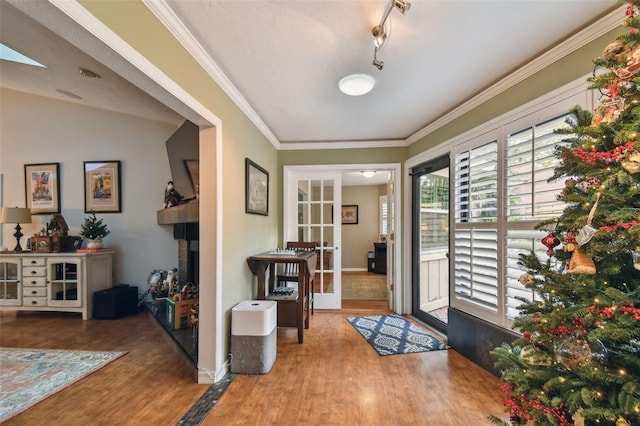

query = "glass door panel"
412;156;450;332
48;259;81;307
287;170;341;309
0;260;20;305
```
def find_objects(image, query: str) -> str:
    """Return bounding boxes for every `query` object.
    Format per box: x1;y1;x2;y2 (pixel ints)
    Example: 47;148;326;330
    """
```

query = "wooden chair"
277;241;318;314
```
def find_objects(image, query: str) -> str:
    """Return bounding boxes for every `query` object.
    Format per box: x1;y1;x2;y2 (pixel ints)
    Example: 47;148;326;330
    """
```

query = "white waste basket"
230;300;277;374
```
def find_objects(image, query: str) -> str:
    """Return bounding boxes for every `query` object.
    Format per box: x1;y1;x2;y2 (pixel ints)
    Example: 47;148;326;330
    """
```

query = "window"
451;113;573;326
419;174;449;251
504;115;571;319
379;195;388;236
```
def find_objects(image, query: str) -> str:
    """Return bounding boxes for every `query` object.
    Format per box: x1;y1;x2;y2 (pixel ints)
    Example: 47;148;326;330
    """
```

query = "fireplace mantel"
157;201;199;225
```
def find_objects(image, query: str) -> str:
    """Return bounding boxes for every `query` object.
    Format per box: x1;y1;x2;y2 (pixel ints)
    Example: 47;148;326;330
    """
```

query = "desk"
247;251;317;343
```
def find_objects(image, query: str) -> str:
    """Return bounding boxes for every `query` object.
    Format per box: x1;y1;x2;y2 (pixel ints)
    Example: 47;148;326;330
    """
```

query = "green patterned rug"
0;348;127;422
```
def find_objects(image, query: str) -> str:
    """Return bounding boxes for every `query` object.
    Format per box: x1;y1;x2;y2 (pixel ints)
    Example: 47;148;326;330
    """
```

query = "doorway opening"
283;164;401;313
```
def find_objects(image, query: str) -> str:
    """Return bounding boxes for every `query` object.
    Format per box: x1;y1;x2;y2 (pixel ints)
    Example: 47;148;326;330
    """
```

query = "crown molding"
48;0;220;128
143;0;281;149
405;5;625;146
56;0;625;152
278;139;406;151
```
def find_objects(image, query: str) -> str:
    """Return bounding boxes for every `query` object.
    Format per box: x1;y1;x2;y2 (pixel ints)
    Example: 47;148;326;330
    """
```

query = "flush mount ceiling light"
371;0;411;71
361;171;376;178
339;74;375;96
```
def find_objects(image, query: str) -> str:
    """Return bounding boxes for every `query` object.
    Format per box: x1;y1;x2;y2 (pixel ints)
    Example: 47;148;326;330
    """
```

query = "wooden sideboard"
0;250;113;320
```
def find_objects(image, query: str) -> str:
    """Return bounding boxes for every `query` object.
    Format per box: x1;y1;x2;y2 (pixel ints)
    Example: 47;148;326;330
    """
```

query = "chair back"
281;241;318;278
286;241;318;252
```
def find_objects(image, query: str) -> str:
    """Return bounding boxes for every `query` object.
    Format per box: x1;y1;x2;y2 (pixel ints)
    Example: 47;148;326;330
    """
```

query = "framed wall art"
245;158;269;216
25;163;60;214
341;205;358;225
84;160;121;213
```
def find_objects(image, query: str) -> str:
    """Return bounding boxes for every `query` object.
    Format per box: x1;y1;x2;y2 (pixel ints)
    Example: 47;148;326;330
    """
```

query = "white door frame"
283;163;403;313
284;168;342;309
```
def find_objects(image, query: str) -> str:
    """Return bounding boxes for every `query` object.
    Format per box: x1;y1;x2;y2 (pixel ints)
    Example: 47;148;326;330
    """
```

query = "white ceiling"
0;0;620;148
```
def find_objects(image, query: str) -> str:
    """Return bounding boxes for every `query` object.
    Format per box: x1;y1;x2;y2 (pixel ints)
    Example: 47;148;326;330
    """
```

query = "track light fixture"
372;50;384;71
371;0;411;71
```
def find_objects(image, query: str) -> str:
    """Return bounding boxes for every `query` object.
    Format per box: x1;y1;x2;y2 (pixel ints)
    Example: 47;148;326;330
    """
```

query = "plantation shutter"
453;141;499;312
504;114;572;319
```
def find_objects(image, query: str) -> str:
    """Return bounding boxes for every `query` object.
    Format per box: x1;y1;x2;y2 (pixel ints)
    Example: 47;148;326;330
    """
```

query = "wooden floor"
1;305;508;425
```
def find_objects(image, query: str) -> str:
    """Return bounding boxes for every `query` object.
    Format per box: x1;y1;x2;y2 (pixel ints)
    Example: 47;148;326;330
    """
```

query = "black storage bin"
93;285;138;319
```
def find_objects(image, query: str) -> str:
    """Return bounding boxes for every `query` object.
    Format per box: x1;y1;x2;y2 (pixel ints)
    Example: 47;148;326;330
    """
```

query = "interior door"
386;170;396;310
285;170;342;309
411;155;450;333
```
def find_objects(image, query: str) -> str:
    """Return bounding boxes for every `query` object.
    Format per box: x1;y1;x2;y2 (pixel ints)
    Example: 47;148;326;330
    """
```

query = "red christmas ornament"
542;232;560;256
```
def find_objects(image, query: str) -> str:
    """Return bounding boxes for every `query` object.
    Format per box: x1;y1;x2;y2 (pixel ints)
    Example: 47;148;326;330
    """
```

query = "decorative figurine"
163;181;183;208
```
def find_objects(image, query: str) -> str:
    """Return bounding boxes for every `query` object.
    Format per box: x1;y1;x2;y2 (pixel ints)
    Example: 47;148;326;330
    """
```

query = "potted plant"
80;212;110;249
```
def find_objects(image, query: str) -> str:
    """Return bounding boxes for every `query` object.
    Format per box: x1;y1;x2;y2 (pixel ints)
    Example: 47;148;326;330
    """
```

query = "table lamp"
0;207;32;252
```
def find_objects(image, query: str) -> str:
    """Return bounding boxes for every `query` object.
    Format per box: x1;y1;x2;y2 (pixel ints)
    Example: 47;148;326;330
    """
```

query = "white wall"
0;88;181;290
341;185;383;269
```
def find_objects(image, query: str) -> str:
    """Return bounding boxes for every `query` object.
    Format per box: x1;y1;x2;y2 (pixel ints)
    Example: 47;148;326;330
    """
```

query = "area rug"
342;273;388;300
0;348;127;422
347;314;448;356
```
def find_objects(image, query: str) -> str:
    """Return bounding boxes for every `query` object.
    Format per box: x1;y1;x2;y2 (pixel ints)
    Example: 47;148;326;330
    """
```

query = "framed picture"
83;161;121;213
24;163;60;214
245;158;269;216
341;205;358;225
184;160;199;196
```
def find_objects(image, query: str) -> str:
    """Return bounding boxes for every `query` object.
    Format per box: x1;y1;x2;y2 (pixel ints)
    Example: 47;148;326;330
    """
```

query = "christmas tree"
490;1;640;425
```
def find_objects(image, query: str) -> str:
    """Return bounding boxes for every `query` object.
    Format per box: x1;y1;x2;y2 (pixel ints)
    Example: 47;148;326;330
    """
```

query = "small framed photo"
341;205;358;225
25;163;60;214
245;158;269;216
84;161;121;213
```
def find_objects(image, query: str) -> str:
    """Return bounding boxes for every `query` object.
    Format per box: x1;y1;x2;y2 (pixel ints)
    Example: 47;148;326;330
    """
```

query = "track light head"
393;0;411;15
372;57;384;71
370;0;410;70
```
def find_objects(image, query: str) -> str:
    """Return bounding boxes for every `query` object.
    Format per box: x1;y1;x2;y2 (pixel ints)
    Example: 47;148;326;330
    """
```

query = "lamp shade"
0;207;32;224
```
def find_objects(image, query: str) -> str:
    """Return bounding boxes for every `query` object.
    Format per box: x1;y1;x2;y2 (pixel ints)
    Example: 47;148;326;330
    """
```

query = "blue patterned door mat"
347;314;449;356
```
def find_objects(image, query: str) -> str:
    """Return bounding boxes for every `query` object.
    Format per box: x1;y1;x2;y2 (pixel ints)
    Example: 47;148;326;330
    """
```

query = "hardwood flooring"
0;306;508;425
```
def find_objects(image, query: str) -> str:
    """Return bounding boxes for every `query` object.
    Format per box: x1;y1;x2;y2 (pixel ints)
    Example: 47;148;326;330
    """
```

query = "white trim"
278;139;406;151
143;0;280;149
403;74;595;328
284;162;403;312
49;0;220;130
410;75;591;164
405;5;624;146
49;0;225;384
141;1;622;150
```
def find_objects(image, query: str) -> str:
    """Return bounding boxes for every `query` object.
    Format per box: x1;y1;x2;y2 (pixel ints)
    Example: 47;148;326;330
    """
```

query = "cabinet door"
0;258;22;306
47;258;82;307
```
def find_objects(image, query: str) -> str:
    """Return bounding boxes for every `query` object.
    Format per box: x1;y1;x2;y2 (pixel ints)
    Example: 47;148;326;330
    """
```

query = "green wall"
79;0;279;374
76;0;624;378
406;28;624;158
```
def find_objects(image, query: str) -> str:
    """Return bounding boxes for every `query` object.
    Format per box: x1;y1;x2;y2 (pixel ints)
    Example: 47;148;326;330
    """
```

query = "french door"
411;155;450;333
284;169;342;309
